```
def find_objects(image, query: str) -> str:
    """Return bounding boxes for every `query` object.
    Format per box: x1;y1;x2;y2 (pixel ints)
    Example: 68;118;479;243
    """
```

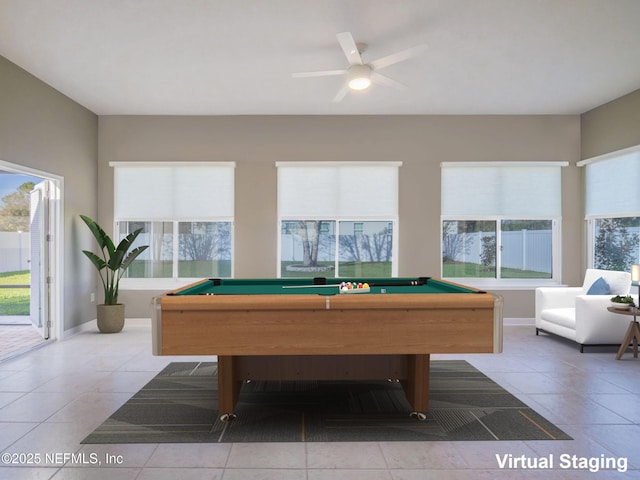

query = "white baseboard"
62;317;151;340
62;319;97;339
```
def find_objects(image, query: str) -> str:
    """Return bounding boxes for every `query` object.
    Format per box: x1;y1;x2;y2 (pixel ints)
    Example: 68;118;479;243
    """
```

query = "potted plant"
80;214;148;333
610;294;635;310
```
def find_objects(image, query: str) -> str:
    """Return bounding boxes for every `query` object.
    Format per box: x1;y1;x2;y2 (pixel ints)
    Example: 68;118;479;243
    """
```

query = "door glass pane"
178;222;232;277
500;220;553;279
338;221;393;277
593;217;640;271
120;221;173;278
281;220;335;277
442;220;496;277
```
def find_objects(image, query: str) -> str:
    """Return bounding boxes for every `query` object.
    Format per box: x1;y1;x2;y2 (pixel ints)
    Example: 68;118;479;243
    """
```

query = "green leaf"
80;215;109;251
120;245;149;271
80;215;148;305
107;228;142;270
82;250;107;271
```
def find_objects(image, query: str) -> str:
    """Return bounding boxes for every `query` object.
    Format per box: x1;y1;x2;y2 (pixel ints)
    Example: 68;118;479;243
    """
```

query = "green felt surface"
173;277;477;296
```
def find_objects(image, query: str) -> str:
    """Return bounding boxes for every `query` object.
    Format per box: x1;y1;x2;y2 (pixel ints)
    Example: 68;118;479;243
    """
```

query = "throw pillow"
586;277;610;295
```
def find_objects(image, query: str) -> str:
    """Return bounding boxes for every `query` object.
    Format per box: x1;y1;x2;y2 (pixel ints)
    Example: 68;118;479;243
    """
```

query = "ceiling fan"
292;32;427;102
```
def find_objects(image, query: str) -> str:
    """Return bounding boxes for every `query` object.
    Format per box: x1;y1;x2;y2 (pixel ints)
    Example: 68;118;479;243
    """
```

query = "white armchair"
535;269;632;352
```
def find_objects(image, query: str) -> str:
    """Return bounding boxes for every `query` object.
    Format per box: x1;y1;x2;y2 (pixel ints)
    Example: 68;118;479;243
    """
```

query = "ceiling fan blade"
336;32;363;65
369;43;428;70
332;83;350;102
371;72;406;90
292;69;346;78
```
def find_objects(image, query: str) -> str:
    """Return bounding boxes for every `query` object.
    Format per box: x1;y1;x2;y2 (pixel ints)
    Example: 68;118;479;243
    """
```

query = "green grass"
0;270;30;285
338;262;392;277
442;262;551;279
443;262;495;278
500;267;551;279
126;260;232;278
0;270;30;315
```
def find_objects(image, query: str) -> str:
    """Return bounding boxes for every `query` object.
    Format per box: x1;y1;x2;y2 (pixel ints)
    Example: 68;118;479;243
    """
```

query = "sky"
0;173;43;206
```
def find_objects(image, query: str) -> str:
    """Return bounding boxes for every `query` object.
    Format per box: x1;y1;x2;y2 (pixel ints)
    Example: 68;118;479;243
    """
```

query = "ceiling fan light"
349;76;371;90
347;65;371;91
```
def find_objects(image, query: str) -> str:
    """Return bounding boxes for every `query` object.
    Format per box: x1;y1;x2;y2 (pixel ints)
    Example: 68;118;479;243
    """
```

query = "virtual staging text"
496;453;628;474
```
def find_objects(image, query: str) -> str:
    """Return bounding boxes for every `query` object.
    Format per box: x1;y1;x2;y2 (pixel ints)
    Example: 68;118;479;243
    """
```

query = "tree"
0;182;35;232
297;221;323;267
442;220;474;263
594;218;639;271
179;222;231;261
480;235;496;269
339;230;392;262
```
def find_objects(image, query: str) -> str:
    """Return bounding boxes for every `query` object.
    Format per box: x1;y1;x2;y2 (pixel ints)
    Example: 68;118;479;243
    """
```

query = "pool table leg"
401;354;430;419
217;355;242;421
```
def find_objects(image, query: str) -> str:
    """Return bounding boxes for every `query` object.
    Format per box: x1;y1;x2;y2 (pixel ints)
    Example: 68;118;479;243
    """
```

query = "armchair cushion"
541;308;576;329
586;277;610;295
581;269;630;295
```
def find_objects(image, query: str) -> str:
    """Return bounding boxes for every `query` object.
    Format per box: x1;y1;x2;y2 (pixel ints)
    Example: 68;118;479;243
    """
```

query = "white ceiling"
1;0;640;116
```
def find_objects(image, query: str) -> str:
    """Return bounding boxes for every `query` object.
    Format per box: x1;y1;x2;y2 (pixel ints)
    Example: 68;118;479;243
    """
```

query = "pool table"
152;276;503;421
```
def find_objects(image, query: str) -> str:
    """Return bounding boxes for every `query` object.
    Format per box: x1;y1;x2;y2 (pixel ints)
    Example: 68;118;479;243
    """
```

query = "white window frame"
579;145;640;270
440;217;562;289
277;218;399;278
112;162;235;289
440;161;566;289
276;161;401;278
585;215;640;272
116;218;234;290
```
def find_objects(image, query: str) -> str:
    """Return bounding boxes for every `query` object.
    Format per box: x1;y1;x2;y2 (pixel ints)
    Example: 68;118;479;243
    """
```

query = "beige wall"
0;55;98;331
581;88;640;159
100;115;582;319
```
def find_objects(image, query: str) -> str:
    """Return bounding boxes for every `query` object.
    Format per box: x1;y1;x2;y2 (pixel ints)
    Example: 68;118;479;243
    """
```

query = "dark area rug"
82;360;571;443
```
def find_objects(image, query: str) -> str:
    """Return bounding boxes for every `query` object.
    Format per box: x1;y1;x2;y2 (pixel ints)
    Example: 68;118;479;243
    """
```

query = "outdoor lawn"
442;261;551;279
0;270;30;315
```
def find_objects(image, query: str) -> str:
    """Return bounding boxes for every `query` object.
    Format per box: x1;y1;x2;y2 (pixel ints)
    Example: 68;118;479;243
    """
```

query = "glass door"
29;181;50;339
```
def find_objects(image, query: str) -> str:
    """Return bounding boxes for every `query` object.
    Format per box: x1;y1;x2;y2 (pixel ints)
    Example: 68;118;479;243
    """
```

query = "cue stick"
281;284;341;289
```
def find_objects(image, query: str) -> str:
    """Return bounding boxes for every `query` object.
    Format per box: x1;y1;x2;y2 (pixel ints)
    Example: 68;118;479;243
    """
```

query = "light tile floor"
0;324;639;479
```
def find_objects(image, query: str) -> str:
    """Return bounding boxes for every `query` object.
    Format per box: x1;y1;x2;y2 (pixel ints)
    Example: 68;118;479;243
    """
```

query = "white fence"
448;226;640;274
450;230;553;274
502;229;553;273
0;231;30;273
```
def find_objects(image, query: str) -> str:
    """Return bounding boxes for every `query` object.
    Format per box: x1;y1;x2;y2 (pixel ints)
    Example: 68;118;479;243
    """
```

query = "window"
112;162;235;284
580;148;640;272
277;162;400;278
441;162;566;283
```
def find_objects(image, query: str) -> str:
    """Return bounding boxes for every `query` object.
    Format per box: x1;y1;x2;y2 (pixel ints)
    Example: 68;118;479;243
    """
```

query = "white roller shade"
112;162;235;220
441;162;566;217
584;151;640;218
277;162;400;218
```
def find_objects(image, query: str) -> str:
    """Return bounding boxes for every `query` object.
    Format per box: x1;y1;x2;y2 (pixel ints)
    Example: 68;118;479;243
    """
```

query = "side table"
607;306;640;360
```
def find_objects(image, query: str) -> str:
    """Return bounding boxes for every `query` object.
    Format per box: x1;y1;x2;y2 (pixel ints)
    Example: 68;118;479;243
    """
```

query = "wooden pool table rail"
154;293;501;356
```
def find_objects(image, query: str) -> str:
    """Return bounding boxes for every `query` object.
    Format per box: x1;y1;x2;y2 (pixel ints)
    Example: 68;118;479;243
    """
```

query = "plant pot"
97;304;125;333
